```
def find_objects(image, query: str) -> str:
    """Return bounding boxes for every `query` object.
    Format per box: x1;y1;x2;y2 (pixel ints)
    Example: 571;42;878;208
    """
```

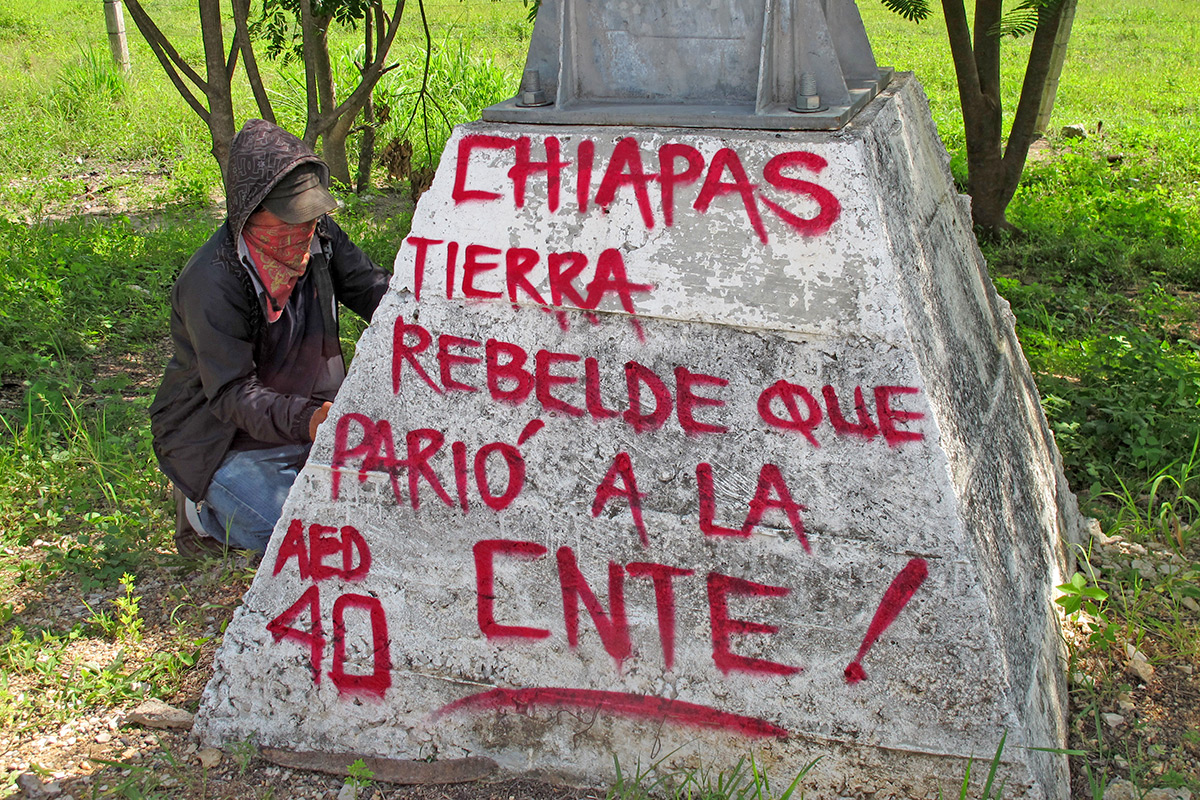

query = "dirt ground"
1;552;608;800
3;539;1197;800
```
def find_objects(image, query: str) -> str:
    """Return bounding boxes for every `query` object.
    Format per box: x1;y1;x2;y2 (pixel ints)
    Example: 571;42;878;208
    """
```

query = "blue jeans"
200;444;311;552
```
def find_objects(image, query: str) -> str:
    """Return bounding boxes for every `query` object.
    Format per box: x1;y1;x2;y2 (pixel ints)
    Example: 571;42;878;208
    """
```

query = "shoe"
173;487;226;558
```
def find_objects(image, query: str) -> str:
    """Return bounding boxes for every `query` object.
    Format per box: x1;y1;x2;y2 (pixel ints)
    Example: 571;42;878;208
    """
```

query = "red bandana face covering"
243;218;317;322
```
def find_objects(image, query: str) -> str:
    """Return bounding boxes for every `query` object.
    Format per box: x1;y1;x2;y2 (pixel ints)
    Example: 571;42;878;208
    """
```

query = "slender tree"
882;0;1073;233
124;0;246;178
124;0;404;186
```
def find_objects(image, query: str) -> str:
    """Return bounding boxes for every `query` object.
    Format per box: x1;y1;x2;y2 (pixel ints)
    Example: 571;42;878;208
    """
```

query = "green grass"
864;0;1200;496
608;752;820;800
860;0;1200;149
0;1;1196;797
0;0;528;210
861;9;1200;787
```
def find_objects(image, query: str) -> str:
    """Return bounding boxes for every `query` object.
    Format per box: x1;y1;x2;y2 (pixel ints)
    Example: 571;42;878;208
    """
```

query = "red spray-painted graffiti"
267;520;392;700
844;557;929;684
405;237;653;311
258;134;935;740
436;687;789;738
329;418;528;513
390;317;926;447
450;134;841;244
330;421;814;550
271;317;933;730
475;539;798;678
265;521;930;734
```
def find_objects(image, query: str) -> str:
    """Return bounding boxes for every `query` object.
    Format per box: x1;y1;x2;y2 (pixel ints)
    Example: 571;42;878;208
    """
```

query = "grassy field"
0;0;1198;797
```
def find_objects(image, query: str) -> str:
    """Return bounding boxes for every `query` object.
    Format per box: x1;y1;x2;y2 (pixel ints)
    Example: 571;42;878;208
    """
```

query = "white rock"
194;75;1082;800
1101;712;1125;728
1086;519;1112;545
125;699;194;730
1130;559;1158;580
1144;790;1187;800
1128;656;1155;683
16;773;46;798
1104;781;1137;800
198;747;222;769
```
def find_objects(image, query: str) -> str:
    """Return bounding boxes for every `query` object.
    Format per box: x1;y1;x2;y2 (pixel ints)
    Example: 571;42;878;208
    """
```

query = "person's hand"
309;401;333;441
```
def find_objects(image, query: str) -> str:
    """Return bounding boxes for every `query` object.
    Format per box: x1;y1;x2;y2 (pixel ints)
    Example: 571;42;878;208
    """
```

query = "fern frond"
880;0;932;23
993;7;1040;37
988;0;1065;38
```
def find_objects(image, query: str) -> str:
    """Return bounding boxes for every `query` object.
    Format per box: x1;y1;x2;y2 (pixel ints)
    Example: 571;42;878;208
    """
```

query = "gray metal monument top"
483;0;891;130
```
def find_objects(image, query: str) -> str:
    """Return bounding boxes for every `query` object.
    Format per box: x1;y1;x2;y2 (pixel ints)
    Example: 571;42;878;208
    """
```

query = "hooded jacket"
150;120;390;501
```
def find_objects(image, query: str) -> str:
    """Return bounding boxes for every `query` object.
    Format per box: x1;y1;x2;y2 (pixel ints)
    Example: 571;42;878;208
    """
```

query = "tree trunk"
232;0;275;124
966;0;1012;231
199;0;236;182
356;98;376;193
298;0;407;187
999;1;1070;212
1034;0;1077;134
322;130;355;185
356;11;377;193
299;0;323;149
966;151;1012;232
941;0;1002;230
296;1;353;181
939;0;1076;233
310;15;354;183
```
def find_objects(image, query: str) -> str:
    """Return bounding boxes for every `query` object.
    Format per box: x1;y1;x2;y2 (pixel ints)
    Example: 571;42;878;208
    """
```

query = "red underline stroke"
435;686;789;738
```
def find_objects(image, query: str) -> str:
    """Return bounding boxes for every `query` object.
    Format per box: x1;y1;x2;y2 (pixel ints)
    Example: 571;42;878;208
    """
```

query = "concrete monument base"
195;74;1082;800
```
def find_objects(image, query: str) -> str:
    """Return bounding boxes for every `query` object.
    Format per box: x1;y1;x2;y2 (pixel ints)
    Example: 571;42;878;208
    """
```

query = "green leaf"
1056;595;1083;614
879;0;931;23
981;730;1007;800
988;0;1064;38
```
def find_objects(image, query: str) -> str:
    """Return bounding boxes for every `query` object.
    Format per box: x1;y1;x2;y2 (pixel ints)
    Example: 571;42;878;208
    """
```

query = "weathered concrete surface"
195;74;1083;799
484;0;890;130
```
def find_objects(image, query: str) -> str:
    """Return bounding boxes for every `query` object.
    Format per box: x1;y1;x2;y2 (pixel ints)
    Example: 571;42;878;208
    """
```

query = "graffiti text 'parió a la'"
327;317;925;543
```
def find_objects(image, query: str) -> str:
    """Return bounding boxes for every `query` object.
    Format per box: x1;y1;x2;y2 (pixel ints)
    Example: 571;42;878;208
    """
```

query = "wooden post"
1034;0;1077;135
104;0;132;73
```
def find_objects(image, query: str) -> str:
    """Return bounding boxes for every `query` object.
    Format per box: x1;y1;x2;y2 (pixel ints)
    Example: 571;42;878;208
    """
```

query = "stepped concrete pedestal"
195;74;1083;799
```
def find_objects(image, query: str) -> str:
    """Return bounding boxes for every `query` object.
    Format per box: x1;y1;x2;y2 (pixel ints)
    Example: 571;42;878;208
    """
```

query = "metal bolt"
516;68;552;108
789;72;826;113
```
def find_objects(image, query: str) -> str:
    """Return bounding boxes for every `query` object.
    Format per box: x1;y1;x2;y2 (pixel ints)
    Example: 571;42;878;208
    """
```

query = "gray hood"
225;119;330;243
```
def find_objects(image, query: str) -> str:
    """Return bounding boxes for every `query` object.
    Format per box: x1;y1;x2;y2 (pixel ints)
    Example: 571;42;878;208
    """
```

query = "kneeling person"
151;120;390;554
